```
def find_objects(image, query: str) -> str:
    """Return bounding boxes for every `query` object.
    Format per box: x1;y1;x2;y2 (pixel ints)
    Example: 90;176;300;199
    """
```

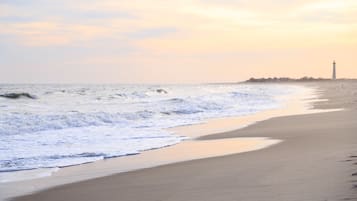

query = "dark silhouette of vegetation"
246;77;331;83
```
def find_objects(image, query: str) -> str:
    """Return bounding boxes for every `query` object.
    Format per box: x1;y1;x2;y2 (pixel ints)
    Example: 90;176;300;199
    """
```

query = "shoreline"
170;84;337;139
0;83;345;201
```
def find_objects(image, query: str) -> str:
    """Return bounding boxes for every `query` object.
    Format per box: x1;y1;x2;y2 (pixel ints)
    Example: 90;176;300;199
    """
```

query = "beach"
2;0;357;200
6;81;357;201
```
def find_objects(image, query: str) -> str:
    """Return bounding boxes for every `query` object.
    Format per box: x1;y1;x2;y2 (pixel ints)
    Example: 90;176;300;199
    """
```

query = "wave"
0;84;300;173
156;89;168;94
0;153;107;172
0;93;37;99
166;98;185;103
170;109;203;115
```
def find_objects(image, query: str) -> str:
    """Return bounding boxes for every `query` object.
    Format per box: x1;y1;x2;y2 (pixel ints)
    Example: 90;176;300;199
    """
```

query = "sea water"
0;84;303;173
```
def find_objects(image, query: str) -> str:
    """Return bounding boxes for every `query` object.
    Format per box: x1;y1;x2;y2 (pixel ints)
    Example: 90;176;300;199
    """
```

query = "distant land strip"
245;77;357;83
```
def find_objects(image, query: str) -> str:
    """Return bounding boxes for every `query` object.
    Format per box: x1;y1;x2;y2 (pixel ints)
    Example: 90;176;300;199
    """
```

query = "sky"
0;0;357;83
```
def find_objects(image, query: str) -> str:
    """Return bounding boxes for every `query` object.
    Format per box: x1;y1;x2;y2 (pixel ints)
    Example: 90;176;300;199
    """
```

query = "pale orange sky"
0;0;356;83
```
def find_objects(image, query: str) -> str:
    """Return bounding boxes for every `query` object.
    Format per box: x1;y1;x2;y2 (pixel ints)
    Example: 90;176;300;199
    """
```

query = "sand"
11;80;357;201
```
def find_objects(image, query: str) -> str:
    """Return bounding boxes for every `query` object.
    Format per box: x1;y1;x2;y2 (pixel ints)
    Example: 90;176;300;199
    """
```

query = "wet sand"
12;81;357;201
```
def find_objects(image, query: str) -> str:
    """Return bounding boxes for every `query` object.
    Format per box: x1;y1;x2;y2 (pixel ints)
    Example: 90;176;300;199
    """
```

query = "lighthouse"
332;61;336;80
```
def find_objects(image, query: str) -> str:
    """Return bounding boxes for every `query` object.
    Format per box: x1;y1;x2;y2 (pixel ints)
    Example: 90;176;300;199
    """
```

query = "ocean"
0;83;303;174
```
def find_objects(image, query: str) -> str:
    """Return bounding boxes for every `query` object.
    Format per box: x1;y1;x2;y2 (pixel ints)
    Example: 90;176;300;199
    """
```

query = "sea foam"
0;84;301;173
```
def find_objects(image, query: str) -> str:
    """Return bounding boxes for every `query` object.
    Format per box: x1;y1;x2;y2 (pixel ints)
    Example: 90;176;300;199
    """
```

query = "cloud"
129;27;177;39
0;0;36;5
0;21;111;46
0;16;36;22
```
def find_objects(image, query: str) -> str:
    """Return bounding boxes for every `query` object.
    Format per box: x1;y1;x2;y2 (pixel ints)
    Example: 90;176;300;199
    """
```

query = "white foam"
0;168;59;183
0;84;305;175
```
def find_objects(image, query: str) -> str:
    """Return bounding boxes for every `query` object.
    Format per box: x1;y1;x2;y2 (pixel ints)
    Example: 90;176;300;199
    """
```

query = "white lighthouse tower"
332;60;336;80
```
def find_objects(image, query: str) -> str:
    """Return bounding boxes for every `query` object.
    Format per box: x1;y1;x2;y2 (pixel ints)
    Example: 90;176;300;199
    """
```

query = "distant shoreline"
245;77;357;83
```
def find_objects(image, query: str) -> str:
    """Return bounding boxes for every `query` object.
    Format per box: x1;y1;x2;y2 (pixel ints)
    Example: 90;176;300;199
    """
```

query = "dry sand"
12;81;357;201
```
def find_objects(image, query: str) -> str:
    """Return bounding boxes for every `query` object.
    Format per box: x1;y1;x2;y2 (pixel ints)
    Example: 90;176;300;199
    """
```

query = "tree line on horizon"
246;77;331;83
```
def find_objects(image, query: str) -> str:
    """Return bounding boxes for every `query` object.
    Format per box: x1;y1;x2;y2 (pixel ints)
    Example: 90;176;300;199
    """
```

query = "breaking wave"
0;84;301;172
0;93;37;99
